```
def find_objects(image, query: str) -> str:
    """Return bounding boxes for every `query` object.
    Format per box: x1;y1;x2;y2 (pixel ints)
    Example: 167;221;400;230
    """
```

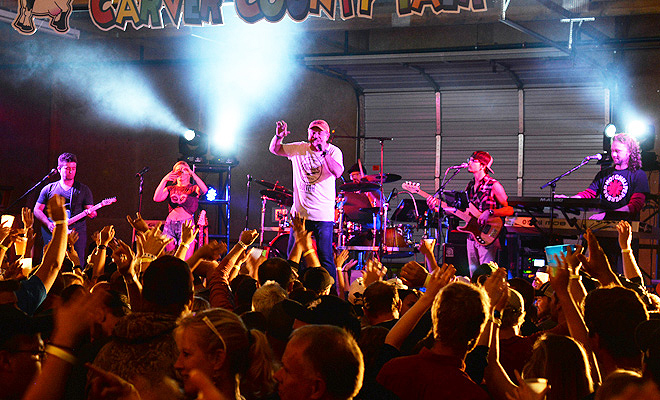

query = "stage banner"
11;0;485;35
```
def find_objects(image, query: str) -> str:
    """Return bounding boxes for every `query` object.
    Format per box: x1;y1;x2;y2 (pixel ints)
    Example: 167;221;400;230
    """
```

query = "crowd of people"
0;192;659;400
0;126;658;399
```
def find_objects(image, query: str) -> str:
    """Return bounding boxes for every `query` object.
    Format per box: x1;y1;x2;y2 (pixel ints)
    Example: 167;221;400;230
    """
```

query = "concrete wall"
0;57;358;248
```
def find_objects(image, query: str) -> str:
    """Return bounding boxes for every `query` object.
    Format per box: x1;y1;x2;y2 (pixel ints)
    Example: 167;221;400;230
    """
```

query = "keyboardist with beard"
564;133;650;272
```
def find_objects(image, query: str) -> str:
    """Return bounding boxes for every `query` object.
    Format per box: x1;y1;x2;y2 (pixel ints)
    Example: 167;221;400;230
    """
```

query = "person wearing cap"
269;119;344;283
428;151;513;276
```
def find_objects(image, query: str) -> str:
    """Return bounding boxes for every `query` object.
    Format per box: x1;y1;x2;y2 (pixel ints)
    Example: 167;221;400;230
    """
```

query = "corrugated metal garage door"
363;86;608;203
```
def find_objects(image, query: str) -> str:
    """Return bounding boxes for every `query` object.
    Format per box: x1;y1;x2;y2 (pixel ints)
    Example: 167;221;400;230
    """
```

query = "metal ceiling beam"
491;60;523;89
402;63;440;92
534;0;610;43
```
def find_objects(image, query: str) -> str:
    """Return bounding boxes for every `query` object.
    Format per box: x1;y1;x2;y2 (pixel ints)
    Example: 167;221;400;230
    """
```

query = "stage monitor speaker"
443;231;469;277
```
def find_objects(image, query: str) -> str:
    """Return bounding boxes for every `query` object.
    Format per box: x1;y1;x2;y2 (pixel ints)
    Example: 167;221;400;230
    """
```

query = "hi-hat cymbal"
254;179;292;194
260;189;293;207
361;173;402;184
339;182;380;193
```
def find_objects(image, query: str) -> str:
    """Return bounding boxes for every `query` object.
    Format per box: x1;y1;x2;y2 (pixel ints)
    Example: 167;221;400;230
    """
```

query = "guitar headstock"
401;181;421;193
102;197;117;206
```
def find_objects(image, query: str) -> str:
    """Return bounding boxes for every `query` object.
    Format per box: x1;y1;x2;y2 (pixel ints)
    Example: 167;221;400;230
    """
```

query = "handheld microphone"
48;168;58;177
448;163;469;170
583;154;603;161
135;167;149;177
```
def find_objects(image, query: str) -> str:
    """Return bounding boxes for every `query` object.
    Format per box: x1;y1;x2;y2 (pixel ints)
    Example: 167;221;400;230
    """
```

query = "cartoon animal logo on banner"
9;0;485;34
12;0;73;34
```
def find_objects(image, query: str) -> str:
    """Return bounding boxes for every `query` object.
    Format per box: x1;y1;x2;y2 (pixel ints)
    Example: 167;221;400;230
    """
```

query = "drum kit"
255;172;424;260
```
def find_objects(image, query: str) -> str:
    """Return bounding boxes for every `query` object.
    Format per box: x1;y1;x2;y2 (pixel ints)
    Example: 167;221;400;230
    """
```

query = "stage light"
183;129;196;141
627;120;649;138
625;121;655;152
179;130;208;160
604;123;617;138
206;187;217;201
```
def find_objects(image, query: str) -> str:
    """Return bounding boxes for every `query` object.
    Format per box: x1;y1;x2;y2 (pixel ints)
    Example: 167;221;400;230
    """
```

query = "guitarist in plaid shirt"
428;151;512;276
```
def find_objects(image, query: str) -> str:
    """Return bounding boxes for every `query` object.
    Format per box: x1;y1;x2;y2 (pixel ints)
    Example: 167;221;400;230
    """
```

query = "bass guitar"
42;197;117;242
401;182;502;246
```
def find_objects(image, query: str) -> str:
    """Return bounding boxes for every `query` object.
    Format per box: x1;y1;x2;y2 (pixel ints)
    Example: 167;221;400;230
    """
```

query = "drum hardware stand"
259;195;267;247
245;175;252;231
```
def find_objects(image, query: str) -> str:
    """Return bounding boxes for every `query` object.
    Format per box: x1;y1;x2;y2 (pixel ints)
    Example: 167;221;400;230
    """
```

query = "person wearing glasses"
34;152;96;265
427;151;513;276
269;119;344;283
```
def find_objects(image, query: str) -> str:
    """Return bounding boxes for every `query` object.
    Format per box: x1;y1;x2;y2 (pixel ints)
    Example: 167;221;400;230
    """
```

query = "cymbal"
339;182;380;193
260;189;293;207
361;173;402;184
254;179;292;194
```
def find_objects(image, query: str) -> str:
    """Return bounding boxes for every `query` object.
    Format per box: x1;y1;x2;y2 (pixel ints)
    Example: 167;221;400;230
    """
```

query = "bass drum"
268;233;290;260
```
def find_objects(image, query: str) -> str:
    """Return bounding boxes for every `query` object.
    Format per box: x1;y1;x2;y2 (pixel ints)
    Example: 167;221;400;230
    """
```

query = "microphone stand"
5;169;57;213
435;167;463;262
132;171;146;246
363;137;393;260
540;158;591;239
245;175;252;231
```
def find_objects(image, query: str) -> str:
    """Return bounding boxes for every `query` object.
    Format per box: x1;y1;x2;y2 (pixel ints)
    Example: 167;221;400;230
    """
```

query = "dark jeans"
287;220;336;283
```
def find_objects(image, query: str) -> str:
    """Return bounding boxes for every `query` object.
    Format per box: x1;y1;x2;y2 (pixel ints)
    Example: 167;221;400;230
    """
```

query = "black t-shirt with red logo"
587;167;649;210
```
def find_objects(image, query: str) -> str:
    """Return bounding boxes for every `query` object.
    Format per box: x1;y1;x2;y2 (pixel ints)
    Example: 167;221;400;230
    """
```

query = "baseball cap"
302;267;335;295
471;151;494;174
535;281;554;298
282;295;361;338
308;120;330;132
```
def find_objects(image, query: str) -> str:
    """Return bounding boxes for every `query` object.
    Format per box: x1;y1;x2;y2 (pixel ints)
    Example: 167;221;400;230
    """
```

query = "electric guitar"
401;182;502;246
42;197;117;242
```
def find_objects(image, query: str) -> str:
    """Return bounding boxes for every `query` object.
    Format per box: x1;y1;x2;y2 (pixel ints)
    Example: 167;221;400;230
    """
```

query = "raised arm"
153;172;177;202
34;195;68;292
384;263;455;350
617;221;643;282
269;120;289;157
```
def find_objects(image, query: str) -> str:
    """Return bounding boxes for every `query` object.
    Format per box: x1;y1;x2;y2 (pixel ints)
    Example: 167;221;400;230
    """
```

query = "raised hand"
22;207;34;230
548;254;571;295
140;223;172;257
114;239;137;278
334;249;350;270
180;220;199;247
196;240;227;261
617;220;633;251
400;260;429;288
46;194;67;223
99;225;115;246
425;263;456;299
576;229;617;285
239;229;259;247
418;238;436;256
483;267;509;310
125;212;149;233
363;258;386;287
276;120;289;138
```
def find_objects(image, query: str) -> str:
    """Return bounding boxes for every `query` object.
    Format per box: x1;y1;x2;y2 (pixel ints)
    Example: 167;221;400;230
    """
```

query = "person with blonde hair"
154;161;208;258
175;308;276;400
